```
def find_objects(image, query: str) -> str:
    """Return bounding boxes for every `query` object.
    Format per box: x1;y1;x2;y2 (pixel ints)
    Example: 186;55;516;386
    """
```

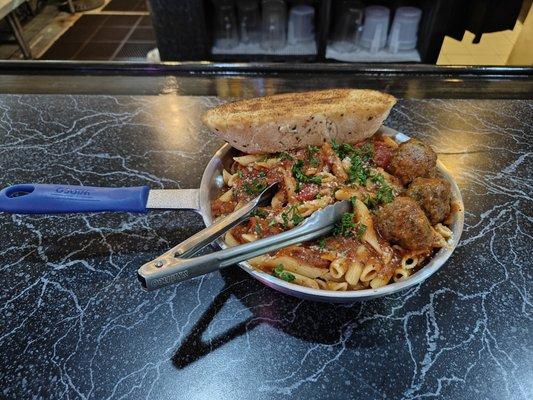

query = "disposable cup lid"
395;6;422;19
290;5;314;15
365;5;389;19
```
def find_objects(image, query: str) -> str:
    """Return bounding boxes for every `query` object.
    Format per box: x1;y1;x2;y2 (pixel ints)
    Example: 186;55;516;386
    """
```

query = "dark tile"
129;27;155;42
113;43;155;60
76;42;118;60
102;15;141;27
59;25;99;43
92;26;131;42
74;14;109;26
41;43;82;60
138;16;153;27
135;0;149;11
103;0;145;12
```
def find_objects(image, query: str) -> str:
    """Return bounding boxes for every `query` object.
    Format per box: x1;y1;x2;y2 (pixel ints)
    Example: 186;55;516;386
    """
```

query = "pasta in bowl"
207;127;464;301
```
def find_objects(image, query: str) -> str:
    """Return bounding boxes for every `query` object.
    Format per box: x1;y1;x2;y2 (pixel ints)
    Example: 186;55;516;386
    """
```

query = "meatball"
388;139;437;185
407;177;451;224
376;196;438;250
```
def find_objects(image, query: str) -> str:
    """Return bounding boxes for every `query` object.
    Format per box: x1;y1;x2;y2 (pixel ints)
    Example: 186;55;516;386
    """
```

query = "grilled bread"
203;89;397;153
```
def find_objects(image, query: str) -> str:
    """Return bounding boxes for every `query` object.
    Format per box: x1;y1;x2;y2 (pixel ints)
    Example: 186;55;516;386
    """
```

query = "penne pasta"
260;255;329;279
291;272;320;289
222;169;233;186
360;263;379;283
334;187;364;201
315;171;337;183
271;189;286;209
233;154;264;166
345;260;364;286
224;231;240;247
434;223;453;240
316;278;328;290
241;233;258;242
393;267;410;282
211;135;457;293
401;255;418;270
218;188;233;202
329;257;348;279
327;281;349;291
297;196;332;217
353;199;382;255
370;276;390;289
256;158;281;168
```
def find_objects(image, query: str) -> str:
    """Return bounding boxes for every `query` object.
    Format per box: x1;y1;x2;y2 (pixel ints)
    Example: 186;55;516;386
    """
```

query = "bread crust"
203;89;397;153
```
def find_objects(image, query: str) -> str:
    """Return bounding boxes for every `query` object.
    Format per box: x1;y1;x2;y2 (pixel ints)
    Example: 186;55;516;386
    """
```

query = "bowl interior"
199;127;465;302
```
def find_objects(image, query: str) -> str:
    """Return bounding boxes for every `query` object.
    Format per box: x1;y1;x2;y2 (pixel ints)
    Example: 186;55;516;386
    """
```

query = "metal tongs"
137;184;350;291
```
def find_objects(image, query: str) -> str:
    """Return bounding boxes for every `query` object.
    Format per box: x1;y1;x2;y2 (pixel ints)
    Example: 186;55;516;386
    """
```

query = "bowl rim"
199;126;465;300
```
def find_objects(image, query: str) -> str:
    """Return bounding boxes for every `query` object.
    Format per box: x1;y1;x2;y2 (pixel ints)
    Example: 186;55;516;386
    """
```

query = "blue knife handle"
0;184;150;214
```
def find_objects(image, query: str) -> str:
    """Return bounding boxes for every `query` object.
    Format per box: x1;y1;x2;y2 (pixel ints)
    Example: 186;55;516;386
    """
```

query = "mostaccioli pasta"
211;133;456;291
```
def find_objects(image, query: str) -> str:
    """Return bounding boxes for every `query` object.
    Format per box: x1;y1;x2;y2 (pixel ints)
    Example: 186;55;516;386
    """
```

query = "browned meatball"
388;139;437;185
376;196;438;250
407;177;451;225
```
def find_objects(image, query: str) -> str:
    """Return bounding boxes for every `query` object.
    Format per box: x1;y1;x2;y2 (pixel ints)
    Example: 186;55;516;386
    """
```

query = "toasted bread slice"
203;89;396;153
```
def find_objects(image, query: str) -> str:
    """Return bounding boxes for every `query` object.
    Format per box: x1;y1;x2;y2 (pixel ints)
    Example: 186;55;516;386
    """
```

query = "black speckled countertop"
0;68;532;400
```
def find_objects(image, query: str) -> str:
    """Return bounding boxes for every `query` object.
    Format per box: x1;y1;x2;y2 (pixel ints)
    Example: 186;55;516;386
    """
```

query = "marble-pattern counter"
0;94;531;400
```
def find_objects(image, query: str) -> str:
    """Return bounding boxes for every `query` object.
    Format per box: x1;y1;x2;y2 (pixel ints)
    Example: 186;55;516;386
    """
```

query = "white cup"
388;7;422;53
288;5;315;44
359;5;390;53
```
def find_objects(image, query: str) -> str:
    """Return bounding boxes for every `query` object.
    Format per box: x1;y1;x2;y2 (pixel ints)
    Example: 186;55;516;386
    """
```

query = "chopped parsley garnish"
308;145;320;167
277;151;294;161
251;208;268;218
356;223;367;238
273;264;295;282
281;205;304;227
318;237;327;250
347;155;368;185
332;212;366;238
292;160;322;189
331;139;374;161
237;170;243;178
331;141;374;186
254;222;262;235
243;177;267;195
331;140;355;160
281;212;289;227
358;143;374;161
364;173;395;208
291;210;304;226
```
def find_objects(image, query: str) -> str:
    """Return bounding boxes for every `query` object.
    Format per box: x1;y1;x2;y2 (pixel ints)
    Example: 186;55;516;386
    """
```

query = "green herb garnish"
281;212;289;228
280;205;304;227
291;210;304;226
277;151;294;161
318;238;327;250
347;155;368;185
364;173;395;208
237;170;243;178
273;264;295;282
308;145;320;167
243;177;267;195
254;222;262;235
251;208;268;218
332;212;366;238
292;160;322;186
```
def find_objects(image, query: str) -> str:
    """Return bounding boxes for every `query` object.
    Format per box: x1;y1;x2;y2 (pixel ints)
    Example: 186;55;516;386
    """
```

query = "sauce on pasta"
212;134;454;291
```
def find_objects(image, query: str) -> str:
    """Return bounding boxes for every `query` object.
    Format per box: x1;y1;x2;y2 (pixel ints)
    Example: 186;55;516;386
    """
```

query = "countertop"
0;67;532;400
